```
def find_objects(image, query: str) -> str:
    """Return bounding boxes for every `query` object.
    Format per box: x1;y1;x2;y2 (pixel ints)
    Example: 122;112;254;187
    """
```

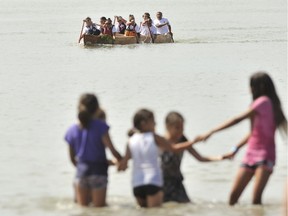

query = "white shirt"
114;22;126;33
83;24;101;34
153;18;170;34
128;132;163;187
112;25;117;33
139;24;157;36
126;24;141;33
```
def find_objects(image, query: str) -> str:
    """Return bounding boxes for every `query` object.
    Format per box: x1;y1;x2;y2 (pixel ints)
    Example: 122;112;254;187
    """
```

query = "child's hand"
108;158;118;166
193;135;203;143
222;152;236;160
197;131;213;142
117;159;128;171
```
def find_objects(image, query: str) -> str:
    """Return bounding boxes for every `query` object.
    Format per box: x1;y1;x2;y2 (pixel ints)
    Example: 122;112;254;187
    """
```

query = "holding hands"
196;130;214;142
192;130;241;161
117;159;128;171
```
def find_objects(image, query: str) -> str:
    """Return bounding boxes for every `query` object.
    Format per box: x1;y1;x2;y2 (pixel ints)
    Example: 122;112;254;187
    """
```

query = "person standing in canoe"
78;17;101;43
65;93;122;207
153;12;173;37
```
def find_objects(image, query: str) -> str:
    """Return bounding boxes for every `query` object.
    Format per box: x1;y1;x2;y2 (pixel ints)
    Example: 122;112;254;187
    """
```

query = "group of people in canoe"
64;72;287;208
78;12;173;43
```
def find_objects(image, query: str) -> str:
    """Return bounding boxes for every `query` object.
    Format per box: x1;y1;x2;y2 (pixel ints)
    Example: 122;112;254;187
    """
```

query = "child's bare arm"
154;134;200;153
107;158;118;166
198;108;254;142
102;132;122;161
221;133;251;160
118;145;131;171
187;147;222;162
68;146;77;166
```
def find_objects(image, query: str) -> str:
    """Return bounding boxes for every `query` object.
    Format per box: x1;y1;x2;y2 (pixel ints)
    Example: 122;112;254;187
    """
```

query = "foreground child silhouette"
199;72;287;205
162;111;223;203
118;109;201;208
65;93;122;207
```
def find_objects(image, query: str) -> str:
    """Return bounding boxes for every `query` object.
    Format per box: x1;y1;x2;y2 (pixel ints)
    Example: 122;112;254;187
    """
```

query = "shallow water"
0;0;287;215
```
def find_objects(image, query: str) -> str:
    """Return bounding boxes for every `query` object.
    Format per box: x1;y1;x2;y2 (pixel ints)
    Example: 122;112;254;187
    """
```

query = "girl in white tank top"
118;109;201;208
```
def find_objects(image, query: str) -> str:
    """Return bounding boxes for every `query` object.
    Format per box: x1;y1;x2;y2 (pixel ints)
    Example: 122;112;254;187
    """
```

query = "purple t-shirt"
65;119;109;176
243;96;276;165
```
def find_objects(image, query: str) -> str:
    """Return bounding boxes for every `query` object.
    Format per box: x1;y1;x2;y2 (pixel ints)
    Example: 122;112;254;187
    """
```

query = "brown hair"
165;111;184;126
133;109;154;130
78;93;99;128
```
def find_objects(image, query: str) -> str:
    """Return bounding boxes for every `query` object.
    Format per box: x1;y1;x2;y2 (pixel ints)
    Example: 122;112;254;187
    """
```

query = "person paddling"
78;17;101;43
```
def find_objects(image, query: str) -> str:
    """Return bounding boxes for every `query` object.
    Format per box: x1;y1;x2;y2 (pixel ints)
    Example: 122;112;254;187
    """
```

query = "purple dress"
65;119;109;177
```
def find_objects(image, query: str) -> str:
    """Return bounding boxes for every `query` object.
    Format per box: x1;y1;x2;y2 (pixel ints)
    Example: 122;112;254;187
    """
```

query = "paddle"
167;23;174;43
78;20;85;43
170;32;174;43
113;16;117;25
112;16;117;39
147;22;154;43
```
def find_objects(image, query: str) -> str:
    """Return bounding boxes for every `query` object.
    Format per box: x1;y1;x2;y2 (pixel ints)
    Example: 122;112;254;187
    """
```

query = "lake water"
0;0;287;215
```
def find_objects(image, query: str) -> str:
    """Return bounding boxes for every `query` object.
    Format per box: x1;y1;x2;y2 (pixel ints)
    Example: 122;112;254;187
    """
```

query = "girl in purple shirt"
199;72;287;205
65;93;122;207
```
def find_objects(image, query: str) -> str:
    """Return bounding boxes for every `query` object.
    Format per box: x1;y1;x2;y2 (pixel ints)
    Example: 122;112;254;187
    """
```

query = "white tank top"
128;132;163;187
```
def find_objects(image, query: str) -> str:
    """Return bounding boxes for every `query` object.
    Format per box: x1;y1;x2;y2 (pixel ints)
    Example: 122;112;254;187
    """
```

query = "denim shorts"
75;175;108;189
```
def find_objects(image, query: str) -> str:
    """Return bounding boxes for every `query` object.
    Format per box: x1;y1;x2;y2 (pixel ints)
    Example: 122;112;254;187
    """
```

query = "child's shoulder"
66;123;80;132
252;95;271;109
255;95;270;103
90;119;109;130
129;131;154;140
65;123;81;141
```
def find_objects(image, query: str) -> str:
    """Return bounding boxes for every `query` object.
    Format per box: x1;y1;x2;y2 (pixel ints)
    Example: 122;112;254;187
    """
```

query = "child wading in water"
162;111;224;203
118;109;202;208
199;72;287;205
65;93;122;207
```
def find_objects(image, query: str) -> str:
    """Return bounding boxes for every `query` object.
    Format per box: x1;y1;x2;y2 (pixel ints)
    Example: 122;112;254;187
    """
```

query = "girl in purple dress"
65;93;122;207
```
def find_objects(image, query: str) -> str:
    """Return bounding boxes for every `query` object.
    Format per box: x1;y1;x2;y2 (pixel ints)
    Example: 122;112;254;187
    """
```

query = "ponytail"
127;128;138;137
78;93;100;128
78;110;92;128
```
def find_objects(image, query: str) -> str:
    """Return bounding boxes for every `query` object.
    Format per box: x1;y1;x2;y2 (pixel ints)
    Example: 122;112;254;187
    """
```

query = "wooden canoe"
83;33;173;45
84;34;137;45
138;34;173;43
154;34;174;43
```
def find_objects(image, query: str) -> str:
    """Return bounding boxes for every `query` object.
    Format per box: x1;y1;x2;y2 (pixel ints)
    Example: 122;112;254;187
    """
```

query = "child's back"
129;132;163;187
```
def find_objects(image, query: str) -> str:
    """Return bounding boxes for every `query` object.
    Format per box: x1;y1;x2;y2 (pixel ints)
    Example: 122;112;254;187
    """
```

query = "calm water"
0;0;287;215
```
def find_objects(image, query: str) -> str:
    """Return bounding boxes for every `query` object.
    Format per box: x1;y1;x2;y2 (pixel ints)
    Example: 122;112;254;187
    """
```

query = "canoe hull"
154;34;173;43
83;33;173;45
84;35;137;45
137;34;173;44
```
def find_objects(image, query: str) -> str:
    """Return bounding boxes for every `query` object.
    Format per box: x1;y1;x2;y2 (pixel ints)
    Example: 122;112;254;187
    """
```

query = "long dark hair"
78;93;99;128
250;72;287;133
